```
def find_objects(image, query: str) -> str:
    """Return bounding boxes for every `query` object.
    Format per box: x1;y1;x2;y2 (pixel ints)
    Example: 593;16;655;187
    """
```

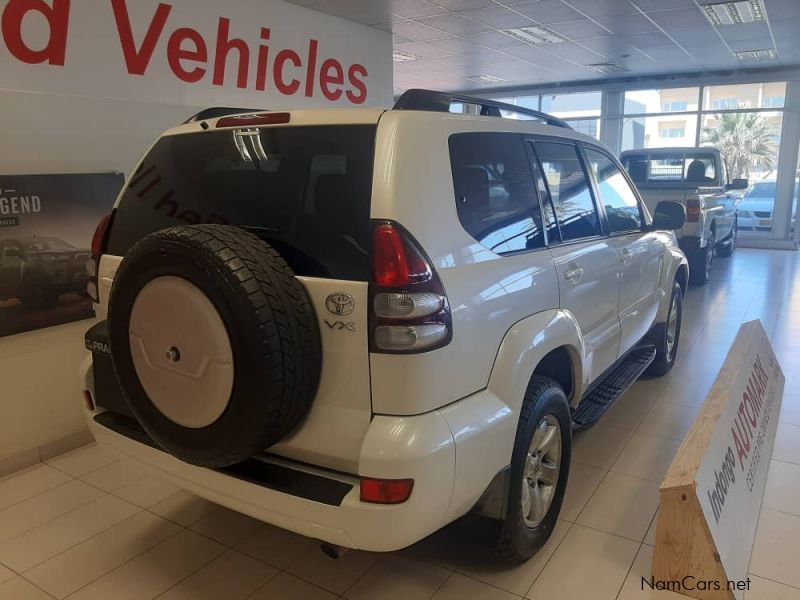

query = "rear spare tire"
108;225;322;468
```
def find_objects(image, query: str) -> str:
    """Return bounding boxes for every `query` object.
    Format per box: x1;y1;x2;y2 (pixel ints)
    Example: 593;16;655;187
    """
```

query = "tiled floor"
1;248;800;600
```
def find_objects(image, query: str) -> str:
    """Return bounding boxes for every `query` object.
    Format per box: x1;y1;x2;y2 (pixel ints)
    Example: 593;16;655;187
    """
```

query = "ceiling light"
734;48;777;62
465;74;507;84
504;26;567;46
702;0;765;26
587;62;629;74
393;51;420;62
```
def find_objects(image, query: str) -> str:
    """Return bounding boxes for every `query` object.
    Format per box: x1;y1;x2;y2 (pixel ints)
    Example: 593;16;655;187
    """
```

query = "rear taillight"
88;212;114;302
360;477;414;504
686;199;700;222
369;222;452;354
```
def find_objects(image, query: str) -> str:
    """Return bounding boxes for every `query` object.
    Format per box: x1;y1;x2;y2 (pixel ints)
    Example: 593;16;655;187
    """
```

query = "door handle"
564;267;584;282
621;248;633;265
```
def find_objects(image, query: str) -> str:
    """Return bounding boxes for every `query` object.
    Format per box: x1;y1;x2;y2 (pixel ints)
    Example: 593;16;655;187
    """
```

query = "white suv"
81;90;688;562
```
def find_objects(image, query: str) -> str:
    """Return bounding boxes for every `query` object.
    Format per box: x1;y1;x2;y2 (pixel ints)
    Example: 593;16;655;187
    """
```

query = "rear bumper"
87;407;456;552
81;357;512;552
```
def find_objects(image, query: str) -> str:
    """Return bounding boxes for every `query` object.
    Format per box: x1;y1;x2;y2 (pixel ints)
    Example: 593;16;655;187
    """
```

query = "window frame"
526;136;608;246
581;143;648;236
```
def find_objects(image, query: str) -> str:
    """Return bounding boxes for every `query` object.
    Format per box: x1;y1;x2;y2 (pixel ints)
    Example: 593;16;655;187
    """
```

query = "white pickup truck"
620;147;747;285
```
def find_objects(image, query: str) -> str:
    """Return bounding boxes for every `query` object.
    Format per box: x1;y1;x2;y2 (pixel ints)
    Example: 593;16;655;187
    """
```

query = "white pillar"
773;80;800;246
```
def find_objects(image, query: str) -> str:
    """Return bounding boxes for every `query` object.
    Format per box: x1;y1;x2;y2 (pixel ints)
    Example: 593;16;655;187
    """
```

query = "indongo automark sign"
0;0;393;107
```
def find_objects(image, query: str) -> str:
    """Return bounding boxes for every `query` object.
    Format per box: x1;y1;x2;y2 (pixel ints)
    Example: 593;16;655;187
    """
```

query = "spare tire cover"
108;224;322;468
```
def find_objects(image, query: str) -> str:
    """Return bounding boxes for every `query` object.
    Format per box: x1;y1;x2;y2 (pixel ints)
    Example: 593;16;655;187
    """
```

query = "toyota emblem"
326;293;355;316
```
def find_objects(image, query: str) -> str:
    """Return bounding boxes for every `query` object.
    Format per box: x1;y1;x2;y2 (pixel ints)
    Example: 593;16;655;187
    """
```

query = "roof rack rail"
184;107;263;124
393;89;573;130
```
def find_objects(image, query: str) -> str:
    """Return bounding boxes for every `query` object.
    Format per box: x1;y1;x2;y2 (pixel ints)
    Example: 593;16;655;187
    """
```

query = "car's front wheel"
646;281;683;377
494;376;571;563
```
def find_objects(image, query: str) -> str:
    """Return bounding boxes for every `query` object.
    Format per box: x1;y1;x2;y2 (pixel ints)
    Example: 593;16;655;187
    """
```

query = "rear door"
583;146;664;355
528;138;621;385
99;123;378;473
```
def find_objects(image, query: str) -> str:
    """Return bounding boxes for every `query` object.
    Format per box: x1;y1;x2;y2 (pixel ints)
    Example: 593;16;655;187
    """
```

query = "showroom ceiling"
285;0;799;94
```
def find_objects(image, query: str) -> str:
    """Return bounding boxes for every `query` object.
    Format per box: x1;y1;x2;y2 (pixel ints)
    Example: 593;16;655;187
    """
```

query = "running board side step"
572;345;657;430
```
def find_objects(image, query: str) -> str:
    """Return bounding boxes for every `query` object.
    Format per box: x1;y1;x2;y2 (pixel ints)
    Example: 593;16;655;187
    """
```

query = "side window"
584;147;643;234
533;141;601;242
449;133;545;254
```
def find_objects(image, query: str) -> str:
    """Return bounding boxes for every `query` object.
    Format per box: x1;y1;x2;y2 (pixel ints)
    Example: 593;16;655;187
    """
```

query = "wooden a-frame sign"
652;320;784;600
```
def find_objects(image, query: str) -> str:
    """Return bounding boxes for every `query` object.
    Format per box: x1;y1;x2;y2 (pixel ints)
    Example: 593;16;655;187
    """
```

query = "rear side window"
622;153;717;184
533;141;601;242
449;133;545;254
584;147;643;233
108;125;376;281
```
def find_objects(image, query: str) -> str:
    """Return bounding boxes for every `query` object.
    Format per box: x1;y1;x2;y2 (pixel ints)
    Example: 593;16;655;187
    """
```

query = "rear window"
108;125;376;281
623;153;716;184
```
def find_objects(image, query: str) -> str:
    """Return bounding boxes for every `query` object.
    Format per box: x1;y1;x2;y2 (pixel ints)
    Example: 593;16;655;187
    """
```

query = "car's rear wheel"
689;232;714;285
108;224;322;468
716;220;736;258
494;376;571;563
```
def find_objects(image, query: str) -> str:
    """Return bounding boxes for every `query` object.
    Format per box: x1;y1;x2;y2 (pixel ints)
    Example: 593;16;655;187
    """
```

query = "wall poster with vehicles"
0;173;123;337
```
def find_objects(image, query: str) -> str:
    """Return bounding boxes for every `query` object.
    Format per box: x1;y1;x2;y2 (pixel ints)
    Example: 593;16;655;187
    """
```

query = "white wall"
0;0;392;469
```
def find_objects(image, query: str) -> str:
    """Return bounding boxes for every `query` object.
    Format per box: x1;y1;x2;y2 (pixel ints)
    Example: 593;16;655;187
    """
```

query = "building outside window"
662;101;688;112
711;98;739;110
659;124;686;139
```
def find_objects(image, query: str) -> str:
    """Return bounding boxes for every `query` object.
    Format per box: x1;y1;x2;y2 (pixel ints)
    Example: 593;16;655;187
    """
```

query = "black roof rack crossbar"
393;89;573;130
184;107;264;124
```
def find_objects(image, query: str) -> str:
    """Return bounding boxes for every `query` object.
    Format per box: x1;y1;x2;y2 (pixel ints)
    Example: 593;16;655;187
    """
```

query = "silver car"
738;180;798;232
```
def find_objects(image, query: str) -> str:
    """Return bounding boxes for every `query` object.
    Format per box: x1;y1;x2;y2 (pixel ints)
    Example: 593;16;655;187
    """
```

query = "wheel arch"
486;309;585;416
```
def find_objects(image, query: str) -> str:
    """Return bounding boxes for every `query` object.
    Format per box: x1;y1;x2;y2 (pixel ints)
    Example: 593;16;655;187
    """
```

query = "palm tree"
701;113;778;179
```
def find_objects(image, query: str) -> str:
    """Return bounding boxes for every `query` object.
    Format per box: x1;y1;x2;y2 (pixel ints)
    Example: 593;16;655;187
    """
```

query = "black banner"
0;173;123;337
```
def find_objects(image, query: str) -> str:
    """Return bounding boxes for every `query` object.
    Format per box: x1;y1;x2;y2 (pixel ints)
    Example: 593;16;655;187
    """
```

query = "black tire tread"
110;224;321;467
495;375;570;563
646;281;682;377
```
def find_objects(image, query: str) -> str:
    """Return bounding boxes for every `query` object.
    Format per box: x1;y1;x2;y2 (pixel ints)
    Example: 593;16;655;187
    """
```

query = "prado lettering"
0;0;374;104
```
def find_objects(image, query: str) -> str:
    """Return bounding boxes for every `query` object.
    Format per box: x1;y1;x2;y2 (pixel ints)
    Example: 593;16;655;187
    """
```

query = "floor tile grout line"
240;566;284;600
748;572;800;593
0;484;109;548
614;540;644;600
43;447;119;479
339;553;393;598
0;477;79;515
143;539;228;600
59;525;188;600
452;569;527;598
429;569;456;600
15;506;156;576
0;491;141;553
16;572;58;599
522;520;576;599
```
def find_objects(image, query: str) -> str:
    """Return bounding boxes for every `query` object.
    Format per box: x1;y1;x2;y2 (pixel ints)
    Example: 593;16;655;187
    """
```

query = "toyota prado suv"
81;90;688;562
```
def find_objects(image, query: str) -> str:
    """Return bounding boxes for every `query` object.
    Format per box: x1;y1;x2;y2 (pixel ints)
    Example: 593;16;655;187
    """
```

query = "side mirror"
652;201;686;231
727;178;748;191
4;248;20;258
